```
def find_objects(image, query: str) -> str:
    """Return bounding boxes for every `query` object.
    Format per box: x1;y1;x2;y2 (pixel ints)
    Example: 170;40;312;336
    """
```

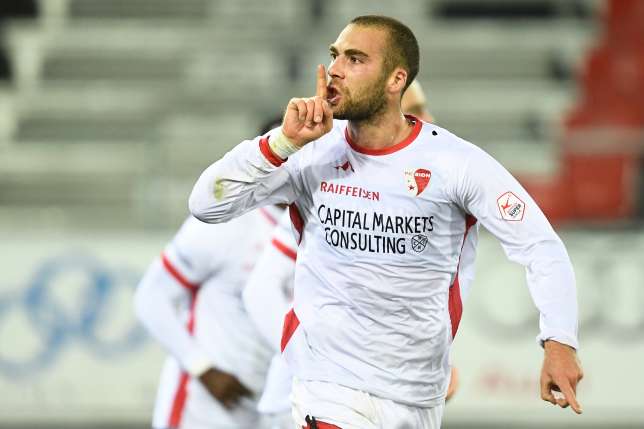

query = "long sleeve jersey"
134;209;281;428
243;211;297;414
243;211;297;352
189;117;578;407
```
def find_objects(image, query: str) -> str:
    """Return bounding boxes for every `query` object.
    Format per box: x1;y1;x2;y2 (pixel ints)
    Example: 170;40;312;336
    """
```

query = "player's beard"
332;71;388;121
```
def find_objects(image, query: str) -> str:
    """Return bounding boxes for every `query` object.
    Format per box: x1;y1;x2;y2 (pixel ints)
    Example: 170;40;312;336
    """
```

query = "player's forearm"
458;148;579;348
524;238;579;349
189;137;292;224
134;260;212;376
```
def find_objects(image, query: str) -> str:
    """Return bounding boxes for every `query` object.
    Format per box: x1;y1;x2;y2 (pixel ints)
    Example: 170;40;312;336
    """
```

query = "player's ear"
387;67;408;96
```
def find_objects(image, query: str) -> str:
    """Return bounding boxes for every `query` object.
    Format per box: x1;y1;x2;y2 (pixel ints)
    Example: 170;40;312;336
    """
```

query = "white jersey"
243;211;298;415
135;208;281;428
190;117;578;407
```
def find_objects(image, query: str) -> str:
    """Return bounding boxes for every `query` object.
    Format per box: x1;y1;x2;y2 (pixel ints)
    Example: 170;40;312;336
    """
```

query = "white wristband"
269;130;301;160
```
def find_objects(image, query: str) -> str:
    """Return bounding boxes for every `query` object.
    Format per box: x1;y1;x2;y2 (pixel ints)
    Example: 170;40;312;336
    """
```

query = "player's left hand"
199;367;252;409
540;340;584;414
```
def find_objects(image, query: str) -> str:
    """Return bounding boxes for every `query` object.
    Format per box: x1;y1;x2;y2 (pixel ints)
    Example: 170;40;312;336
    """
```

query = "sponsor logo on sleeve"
405;168;431;196
497;191;525;221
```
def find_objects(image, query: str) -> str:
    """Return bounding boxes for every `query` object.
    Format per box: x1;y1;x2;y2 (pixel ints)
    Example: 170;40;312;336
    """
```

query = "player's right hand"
199;367;252;409
282;64;333;148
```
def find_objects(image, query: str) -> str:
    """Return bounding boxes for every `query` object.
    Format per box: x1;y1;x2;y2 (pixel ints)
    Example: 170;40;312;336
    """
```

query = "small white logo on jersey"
405;168;431;196
497;191;525;221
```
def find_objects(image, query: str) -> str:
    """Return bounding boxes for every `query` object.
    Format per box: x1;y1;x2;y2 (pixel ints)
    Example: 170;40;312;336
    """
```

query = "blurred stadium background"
0;0;642;428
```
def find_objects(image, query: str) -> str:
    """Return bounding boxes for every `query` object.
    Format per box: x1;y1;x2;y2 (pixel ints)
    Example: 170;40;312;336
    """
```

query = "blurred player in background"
243;81;457;429
399;80;434;123
189;15;582;429
134;119;283;429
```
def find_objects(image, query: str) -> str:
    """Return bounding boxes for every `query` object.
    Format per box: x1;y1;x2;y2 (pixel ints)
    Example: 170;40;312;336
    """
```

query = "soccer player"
243;80;458;429
399;80;435;123
134;206;282;428
134;118;284;429
189;15;583;429
243;211;297;429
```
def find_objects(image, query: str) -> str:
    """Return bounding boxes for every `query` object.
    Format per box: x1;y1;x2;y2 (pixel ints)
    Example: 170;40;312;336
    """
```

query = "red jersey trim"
168;292;198;428
259;207;278;226
448;214;477;340
259;136;286;167
161;253;199;295
344;115;423;156
280;308;300;352
272;238;297;261
289;203;305;245
168;373;190;428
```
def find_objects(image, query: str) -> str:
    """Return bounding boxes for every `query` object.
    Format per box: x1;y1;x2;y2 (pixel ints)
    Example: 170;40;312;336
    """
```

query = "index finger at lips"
316;64;327;99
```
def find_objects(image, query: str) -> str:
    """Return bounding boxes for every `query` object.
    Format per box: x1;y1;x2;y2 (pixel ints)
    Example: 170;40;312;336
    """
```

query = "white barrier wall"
446;230;644;426
0;227;642;425
0;229;169;424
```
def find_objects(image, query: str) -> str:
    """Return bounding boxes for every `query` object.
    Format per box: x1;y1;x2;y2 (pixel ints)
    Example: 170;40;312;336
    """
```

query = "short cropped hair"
350;15;420;92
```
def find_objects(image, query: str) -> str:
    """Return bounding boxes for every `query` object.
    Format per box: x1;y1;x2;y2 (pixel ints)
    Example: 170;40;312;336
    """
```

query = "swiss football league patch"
497;191;525;221
405;168;431;196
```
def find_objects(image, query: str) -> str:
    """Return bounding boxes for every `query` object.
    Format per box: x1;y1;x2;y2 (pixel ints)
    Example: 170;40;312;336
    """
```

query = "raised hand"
281;64;334;147
540;340;584;414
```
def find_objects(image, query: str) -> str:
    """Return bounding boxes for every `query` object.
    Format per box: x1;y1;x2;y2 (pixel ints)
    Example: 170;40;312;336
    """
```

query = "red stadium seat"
550;0;644;223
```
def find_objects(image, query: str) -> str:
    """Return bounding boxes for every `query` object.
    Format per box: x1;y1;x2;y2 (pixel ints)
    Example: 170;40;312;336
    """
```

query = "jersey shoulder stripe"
161;252;199;294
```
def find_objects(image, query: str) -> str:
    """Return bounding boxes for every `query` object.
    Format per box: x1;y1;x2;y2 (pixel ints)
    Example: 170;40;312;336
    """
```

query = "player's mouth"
327;85;341;106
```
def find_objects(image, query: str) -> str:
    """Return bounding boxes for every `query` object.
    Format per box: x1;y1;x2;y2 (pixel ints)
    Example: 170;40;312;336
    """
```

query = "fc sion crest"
405;168;431;196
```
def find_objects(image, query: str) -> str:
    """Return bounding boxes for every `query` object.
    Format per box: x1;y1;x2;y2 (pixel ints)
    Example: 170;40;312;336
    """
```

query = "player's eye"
329;53;337;60
349;56;361;64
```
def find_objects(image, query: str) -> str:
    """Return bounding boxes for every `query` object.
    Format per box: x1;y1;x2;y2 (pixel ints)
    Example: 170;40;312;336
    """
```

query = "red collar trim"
344;115;423;156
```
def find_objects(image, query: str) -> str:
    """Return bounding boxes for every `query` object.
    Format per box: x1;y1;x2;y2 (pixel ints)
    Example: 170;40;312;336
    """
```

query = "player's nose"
328;57;343;79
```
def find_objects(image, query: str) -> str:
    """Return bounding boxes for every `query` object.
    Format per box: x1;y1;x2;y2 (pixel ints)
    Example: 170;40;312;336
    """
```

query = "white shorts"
291;378;443;429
